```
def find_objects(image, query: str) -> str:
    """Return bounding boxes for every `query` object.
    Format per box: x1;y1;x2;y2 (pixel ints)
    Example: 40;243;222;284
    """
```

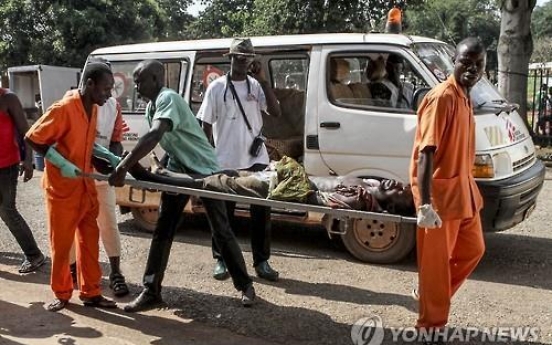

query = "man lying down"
97;155;414;217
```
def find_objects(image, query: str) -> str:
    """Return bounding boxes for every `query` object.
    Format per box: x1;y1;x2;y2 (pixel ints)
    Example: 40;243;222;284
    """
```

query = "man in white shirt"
197;38;281;282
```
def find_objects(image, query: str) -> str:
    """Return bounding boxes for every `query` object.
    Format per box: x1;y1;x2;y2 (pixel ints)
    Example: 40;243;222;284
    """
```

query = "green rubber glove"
44;147;81;178
92;143;121;167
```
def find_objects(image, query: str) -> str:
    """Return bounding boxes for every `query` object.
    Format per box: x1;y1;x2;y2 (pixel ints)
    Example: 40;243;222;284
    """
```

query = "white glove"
417;204;442;229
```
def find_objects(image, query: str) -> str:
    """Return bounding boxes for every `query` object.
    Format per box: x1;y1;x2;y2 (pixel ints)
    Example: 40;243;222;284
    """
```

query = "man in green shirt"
109;60;255;311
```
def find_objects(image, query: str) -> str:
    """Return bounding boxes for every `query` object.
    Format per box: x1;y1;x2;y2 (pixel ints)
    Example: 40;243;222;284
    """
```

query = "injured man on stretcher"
97;155;415;217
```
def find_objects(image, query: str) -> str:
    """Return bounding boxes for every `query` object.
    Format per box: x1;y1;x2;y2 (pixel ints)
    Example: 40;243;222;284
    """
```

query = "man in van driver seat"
197;38;282;282
409;37;486;344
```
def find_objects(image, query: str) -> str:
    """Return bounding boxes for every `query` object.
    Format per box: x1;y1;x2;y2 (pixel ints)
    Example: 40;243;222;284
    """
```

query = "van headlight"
473;154;494;178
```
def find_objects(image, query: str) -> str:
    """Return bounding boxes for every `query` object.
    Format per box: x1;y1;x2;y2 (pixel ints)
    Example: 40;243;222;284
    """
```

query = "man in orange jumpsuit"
25;63;117;312
409;37;487;344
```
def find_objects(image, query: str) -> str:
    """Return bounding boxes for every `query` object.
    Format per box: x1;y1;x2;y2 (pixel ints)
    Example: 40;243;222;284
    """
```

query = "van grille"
513;153;535;172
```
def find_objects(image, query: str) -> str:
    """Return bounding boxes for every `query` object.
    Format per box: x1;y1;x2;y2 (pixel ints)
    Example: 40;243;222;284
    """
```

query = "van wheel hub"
130;207;159;232
352;218;398;252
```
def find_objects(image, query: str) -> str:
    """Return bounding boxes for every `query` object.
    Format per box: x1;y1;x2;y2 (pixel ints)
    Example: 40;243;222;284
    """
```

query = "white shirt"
95;97;118;185
197;75;268;170
96;97;118;148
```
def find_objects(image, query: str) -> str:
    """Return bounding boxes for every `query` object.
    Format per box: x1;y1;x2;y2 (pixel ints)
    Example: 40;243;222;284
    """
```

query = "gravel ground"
0;169;551;345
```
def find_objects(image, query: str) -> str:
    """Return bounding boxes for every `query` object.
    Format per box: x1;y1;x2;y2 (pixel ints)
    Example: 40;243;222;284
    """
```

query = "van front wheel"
340;218;416;264
130;207;159;232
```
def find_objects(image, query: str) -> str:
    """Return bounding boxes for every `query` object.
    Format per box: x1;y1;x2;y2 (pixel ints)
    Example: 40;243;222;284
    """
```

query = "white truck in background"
7;64;81;123
7;65;81;169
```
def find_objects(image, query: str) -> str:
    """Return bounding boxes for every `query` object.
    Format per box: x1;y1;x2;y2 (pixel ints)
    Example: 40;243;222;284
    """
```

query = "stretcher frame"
88;173;416;228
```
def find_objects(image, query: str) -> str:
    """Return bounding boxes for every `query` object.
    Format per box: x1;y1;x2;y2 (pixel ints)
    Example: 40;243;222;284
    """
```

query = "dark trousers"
211;163;271;267
142;192;252;296
0;164;42;259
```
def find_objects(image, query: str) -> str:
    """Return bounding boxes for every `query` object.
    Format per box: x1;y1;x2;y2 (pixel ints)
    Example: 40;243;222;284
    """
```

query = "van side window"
190;63;230;114
109;61;182;112
269;58;308;91
327;53;429;111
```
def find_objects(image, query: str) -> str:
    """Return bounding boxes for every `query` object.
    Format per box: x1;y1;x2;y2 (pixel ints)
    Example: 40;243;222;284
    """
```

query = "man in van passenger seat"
386;54;414;108
409;37;486;345
366;56;399;107
197;38;282;282
109;59;257;310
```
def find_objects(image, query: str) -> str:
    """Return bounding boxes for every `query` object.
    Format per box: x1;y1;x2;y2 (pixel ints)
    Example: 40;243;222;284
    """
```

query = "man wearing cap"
197;38;281;282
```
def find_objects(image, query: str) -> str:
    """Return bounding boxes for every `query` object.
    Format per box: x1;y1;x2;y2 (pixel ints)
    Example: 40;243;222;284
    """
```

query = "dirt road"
0;170;551;345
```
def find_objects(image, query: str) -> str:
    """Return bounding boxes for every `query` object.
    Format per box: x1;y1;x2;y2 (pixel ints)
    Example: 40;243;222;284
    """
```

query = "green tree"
0;0;169;71
157;0;196;40
187;0;423;38
531;37;552;63
405;0;501;70
531;0;552;39
187;0;256;38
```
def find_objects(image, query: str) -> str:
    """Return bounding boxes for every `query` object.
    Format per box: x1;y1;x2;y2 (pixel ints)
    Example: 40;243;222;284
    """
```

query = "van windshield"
412;42;507;114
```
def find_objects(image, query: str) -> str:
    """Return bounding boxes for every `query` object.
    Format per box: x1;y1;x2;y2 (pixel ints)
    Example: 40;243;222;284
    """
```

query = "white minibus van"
87;33;545;264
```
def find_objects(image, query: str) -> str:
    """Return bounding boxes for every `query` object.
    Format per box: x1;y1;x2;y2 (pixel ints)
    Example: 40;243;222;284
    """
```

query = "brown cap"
224;38;256;57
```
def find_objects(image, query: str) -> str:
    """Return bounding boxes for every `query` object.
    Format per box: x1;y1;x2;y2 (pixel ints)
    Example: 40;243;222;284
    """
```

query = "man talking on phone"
197;38;281;282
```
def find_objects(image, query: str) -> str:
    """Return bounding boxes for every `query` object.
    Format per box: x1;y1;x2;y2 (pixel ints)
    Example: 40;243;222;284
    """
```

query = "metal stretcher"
88;173;417;231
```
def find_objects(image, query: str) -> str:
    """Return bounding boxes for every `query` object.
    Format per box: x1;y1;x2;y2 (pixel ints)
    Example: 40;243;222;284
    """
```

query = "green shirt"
146;87;219;175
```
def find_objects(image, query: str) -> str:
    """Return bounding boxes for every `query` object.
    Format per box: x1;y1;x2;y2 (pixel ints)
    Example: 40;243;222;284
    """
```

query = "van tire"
340;218;416;264
130;207;159;232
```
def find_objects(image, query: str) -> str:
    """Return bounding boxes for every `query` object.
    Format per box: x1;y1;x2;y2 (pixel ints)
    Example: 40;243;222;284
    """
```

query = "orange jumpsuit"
409;76;485;329
26;91;102;301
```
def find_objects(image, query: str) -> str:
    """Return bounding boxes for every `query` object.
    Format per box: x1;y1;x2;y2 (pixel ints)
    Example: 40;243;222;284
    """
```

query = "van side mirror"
412;87;431;112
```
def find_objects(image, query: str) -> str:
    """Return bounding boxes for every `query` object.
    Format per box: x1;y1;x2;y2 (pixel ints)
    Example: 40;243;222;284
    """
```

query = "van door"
311;45;433;181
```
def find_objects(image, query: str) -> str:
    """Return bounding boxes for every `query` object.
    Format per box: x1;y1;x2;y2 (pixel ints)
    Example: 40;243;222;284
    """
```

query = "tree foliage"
530;1;552;62
531;0;552;39
188;0;424;38
0;0;191;72
406;0;501;70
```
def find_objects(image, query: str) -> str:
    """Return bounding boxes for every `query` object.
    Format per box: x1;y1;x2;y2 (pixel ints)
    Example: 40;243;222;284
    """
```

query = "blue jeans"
0;164;42;259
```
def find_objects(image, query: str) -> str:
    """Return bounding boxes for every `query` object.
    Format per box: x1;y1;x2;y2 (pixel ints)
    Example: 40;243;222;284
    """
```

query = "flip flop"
45;298;69;312
81;295;117;309
109;272;129;297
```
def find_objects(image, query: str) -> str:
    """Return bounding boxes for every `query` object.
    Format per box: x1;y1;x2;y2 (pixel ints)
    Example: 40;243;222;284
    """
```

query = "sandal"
81;295;117;309
19;253;46;274
109;272;129;297
45;298;69;312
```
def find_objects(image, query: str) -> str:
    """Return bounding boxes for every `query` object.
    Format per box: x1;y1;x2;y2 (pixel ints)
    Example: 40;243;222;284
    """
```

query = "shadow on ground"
0;300;102;342
118;213;552;291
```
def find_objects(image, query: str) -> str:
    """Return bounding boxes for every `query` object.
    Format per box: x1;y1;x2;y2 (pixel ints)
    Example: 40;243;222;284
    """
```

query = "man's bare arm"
108;118;171;186
417;147;435;205
201;122;214;147
7;94;34;181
